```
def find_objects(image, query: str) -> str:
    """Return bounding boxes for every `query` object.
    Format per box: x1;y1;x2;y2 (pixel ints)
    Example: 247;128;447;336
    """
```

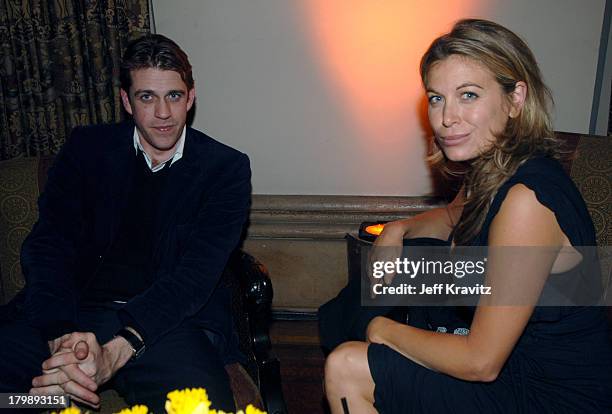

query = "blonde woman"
324;19;612;413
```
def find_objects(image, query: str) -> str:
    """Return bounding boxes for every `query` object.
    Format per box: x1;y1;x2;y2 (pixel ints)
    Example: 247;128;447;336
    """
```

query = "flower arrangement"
53;388;266;414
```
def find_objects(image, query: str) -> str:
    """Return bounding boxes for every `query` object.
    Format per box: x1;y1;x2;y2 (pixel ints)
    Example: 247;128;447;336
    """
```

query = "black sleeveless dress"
367;156;612;413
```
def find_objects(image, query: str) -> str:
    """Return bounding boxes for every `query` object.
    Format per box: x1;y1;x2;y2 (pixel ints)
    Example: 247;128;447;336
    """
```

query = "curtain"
0;0;150;160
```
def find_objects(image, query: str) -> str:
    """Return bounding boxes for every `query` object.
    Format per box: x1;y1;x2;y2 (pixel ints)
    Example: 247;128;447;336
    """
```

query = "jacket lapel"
153;128;206;239
100;123;136;247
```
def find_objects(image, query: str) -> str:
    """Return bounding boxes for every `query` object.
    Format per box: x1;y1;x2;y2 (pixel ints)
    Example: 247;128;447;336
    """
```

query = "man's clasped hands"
29;332;134;409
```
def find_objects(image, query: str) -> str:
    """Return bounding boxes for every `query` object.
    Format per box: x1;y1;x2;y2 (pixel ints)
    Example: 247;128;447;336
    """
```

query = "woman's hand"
368;221;407;294
368;221;404;299
366;199;461;295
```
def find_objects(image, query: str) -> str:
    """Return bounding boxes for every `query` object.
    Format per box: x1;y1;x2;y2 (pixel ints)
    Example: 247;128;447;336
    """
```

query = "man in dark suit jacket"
0;34;250;412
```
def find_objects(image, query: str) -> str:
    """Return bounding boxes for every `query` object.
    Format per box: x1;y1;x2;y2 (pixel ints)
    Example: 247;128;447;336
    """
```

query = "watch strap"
115;327;145;359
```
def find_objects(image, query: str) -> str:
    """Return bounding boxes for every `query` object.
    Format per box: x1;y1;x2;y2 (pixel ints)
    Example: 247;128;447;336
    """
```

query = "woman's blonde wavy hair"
420;19;559;245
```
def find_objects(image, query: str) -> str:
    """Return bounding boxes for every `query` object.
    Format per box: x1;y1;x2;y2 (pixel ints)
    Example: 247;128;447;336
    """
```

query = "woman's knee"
324;341;369;390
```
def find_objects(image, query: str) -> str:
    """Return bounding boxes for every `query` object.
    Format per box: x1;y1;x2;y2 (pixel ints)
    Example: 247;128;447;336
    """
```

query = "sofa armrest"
239;252;288;414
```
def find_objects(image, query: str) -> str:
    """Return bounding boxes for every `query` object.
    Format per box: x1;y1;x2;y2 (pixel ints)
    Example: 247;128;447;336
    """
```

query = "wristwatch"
115;327;146;359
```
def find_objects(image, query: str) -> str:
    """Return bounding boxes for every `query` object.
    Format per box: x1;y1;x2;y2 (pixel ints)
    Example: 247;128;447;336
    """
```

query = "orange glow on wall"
300;1;479;137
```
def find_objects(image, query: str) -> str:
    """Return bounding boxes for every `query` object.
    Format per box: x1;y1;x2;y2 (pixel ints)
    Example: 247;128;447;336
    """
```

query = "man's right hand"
36;331;134;405
31;334;100;408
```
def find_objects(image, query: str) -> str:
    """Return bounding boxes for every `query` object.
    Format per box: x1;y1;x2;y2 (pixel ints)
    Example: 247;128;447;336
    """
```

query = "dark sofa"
0;156;287;413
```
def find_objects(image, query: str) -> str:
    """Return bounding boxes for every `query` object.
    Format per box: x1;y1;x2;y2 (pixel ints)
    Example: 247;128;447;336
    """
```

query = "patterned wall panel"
568;136;612;247
0;157;40;304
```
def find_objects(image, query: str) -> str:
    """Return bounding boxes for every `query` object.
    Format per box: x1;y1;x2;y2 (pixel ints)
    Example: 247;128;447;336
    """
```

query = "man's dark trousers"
0;303;235;412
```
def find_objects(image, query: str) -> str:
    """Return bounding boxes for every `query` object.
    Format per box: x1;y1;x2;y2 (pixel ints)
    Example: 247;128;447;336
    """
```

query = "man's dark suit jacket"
15;121;251;361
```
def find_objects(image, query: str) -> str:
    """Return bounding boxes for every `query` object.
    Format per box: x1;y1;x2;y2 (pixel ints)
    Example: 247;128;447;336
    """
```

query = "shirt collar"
132;126;186;172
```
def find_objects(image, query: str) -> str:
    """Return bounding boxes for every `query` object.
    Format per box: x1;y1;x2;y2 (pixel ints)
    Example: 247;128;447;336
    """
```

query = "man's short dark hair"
120;34;194;91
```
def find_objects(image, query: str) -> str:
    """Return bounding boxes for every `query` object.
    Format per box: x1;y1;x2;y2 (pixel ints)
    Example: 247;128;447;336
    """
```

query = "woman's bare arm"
367;184;566;381
376;188;464;245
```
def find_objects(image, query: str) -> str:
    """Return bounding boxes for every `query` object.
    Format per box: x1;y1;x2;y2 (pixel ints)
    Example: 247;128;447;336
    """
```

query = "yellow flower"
52;407;81;414
64;409;82;414
230;404;267;414
245;405;266;414
51;387;269;414
117;405;149;414
165;388;212;414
